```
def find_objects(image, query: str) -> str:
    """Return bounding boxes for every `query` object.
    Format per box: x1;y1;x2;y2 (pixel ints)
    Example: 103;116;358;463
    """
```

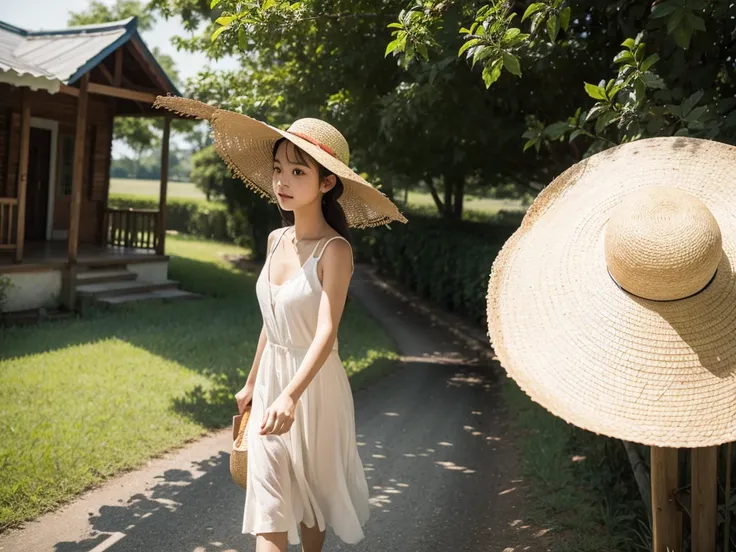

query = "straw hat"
487;136;736;448
153;95;407;229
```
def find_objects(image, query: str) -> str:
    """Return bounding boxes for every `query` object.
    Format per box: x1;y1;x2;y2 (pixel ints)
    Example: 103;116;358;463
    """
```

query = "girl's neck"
292;203;330;241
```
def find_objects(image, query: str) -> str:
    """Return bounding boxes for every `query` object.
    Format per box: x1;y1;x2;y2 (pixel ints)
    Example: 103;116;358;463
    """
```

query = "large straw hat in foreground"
487;137;736;448
153;95;407;229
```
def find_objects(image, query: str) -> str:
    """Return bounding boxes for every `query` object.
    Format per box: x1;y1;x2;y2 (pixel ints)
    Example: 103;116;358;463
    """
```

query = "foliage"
0;275;14;312
354;213;517;326
383;0;736;156
67;0;155;30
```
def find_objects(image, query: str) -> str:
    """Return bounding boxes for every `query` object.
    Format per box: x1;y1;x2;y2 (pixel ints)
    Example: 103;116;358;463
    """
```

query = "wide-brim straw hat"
487;136;736;448
153;95;407;229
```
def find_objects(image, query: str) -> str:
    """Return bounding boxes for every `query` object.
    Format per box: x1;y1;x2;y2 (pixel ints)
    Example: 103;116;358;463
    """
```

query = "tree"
68;0;155;30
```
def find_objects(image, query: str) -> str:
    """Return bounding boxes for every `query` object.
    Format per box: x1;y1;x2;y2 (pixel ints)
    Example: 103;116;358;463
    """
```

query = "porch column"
63;73;89;310
68;73;90;262
157;115;170;255
15;88;31;263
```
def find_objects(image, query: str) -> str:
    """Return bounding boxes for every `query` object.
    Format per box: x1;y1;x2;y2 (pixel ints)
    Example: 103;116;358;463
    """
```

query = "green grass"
503;381;649;551
396;190;528;222
110;178;208;200
0;234;398;532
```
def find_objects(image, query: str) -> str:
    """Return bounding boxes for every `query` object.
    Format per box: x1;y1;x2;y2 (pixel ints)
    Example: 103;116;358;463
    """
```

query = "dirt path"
0;265;546;552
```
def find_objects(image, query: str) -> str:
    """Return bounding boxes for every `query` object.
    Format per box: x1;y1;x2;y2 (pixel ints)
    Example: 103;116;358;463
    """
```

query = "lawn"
110;178;208;200
0;234;398;532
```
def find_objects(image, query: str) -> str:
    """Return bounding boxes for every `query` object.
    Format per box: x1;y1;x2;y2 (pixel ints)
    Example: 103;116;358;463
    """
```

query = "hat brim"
487;137;736;448
153;96;407;229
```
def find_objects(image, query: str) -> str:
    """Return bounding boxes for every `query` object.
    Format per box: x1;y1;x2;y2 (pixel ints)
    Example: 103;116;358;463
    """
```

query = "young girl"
153;97;407;552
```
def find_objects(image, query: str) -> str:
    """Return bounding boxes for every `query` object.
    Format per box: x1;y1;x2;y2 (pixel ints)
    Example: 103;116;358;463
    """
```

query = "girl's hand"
260;393;296;436
235;383;254;414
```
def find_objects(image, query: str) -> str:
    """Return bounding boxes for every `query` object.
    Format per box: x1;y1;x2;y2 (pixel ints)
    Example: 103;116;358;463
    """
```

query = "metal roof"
0;17;179;95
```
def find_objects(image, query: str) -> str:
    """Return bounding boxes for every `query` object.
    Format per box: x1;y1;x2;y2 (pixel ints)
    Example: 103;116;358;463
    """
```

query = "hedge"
353;215;520;326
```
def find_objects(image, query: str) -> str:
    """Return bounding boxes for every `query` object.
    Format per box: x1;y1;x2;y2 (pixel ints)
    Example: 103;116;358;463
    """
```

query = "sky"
0;0;239;156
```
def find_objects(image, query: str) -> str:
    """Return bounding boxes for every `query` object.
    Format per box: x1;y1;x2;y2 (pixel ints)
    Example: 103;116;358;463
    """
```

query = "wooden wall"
0;83;114;244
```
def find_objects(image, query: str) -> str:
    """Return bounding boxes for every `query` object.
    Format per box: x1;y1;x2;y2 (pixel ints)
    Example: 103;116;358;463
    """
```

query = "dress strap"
270;226;290;256
313;236;354;274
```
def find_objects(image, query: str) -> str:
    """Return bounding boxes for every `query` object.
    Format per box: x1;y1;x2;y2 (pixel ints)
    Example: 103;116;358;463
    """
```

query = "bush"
353;213;519;326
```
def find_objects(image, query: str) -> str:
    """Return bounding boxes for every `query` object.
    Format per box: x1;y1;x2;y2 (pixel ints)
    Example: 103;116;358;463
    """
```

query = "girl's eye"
293;169;304;176
273;166;281;174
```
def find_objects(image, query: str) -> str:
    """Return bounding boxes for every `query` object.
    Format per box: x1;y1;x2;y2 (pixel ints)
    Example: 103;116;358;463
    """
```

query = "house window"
58;126;96;198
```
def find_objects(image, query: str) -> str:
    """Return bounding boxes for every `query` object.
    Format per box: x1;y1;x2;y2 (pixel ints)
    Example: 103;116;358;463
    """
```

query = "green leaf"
666;104;683;117
595;110;618;134
674;127;689;136
681;90;704;116
387;22;403;29
569;128;586;142
215;15;235;25
584;82;608;101
667;8;686;34
238;28;248;50
210;0;220;8
690;14;706;32
523;138;538;152
522;2;545;22
262;0;276;9
621;38;636;50
641;72;666;89
651;1;678;18
547;15;561;42
686;105;707;121
530;12;544;35
544;121;571;140
502;52;522;76
458;38;479;57
586;104;606;121
635;79;647;103
503;28;522;43
559;7;571;31
385;39;400;57
211;24;229;42
614;51;635;64
672;22;693;49
482;60;503;88
417;43;429;61
640;53;660;72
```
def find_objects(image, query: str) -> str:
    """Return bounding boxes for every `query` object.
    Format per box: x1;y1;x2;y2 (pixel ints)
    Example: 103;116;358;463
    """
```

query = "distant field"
400;190;526;216
110;178;527;217
110;178;207;200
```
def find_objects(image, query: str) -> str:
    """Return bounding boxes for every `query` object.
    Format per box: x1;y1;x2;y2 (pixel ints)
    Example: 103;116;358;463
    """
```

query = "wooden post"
651;447;682;552
114;48;123;86
15;88;31;263
64;74;89;310
691;447;718;552
68;73;89;262
157;115;170;255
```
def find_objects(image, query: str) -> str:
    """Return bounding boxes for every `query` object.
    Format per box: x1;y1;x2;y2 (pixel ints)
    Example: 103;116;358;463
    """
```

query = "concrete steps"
74;265;202;305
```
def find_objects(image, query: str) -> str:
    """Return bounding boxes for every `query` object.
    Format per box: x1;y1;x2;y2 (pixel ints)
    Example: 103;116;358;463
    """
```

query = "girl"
153;97;407;552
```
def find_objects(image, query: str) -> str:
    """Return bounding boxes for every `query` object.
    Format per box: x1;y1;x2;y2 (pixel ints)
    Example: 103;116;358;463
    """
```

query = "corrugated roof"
0;17;179;95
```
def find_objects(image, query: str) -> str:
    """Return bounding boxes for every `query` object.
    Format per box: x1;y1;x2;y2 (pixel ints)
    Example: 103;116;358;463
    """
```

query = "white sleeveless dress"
242;227;370;545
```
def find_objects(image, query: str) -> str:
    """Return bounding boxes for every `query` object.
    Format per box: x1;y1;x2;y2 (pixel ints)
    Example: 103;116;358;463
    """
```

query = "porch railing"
103;208;161;251
0;198;18;250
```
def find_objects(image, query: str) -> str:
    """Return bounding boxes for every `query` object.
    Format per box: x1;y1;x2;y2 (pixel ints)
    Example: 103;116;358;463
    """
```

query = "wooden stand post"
15;88;31;263
64;74;89;309
691;447;718;552
157;115;170;255
651;447;682;552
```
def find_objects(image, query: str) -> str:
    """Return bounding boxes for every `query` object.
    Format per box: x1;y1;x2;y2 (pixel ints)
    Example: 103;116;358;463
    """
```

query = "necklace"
290;227;323;248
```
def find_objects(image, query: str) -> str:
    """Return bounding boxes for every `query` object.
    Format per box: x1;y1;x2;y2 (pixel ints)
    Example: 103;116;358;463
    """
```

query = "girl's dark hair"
272;139;352;245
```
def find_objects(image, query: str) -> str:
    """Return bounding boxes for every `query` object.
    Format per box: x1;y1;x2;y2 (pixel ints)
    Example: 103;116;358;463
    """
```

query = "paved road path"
0;266;543;552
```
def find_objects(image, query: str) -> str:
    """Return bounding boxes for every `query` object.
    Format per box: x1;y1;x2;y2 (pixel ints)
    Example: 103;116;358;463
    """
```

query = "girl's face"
273;141;333;211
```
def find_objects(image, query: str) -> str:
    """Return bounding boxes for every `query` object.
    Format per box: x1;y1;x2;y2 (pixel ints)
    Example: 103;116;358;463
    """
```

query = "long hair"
272;139;352;245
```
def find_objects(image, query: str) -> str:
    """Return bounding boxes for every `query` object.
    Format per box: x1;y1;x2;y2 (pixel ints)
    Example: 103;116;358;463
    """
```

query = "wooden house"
0;16;196;313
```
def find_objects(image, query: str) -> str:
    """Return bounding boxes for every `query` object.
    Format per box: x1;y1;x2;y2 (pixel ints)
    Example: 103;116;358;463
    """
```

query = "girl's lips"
277;192;293;199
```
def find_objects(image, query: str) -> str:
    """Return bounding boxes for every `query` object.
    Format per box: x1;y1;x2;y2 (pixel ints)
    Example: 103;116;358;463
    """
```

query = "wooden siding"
0;83;113;244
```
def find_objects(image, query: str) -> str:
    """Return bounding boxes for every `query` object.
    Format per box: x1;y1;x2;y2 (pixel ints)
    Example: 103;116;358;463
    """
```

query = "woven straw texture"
230;406;250;489
153;96;407;229
487;136;736;448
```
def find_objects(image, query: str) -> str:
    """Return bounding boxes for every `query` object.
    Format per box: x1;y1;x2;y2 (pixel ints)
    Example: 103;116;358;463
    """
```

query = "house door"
25;127;52;241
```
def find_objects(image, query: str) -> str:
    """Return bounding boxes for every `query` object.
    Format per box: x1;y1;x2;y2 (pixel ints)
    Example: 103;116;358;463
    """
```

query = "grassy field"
0;235;398;532
110;178;528;219
110;178;208;200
